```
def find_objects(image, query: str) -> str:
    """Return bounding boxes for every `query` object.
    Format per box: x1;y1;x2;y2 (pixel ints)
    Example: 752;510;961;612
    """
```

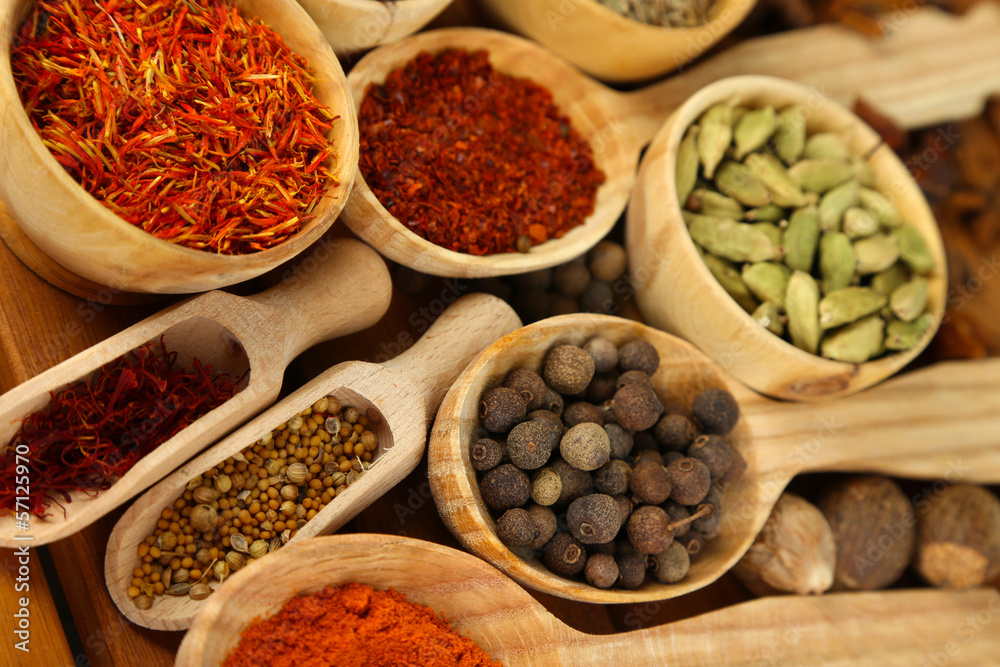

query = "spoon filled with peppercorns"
104;293;521;630
428;313;1000;603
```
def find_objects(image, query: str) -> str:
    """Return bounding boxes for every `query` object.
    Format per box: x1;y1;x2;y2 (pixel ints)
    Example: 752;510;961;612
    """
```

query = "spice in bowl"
125;397;378;609
11;0;338;254
594;0;716;27
358;48;606;255
473;337;745;589
676;103;938;363
0;340;239;519
222;583;499;667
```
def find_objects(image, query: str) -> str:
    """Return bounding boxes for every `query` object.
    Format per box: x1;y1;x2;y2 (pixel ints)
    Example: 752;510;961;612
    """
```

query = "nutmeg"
914;484;1000;589
733;493;836;596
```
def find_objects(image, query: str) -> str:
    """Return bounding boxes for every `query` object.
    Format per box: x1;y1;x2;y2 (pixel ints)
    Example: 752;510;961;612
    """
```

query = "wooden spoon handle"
382;293;522;423
609;4;1000;153
246;237;392;366
752;358;1000;481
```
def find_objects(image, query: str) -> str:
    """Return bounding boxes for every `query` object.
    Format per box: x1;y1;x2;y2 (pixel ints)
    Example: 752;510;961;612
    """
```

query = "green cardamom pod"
818;179;860;232
732;106;750;125
675;125;701;208
745;153;806;208
820;315;885;363
715;161;773;208
688;214;780;263
687;188;744;219
885;312;935;351
743;261;792;308
819;287;888;329
858;187;902;229
852;157;878;187
854;233;900;274
803;132;851;161
819;231;856;294
784;206;820;273
734;106;776;159
889;276;929;322
753;301;784;336
744;204;785;222
703;253;759;313
774;106;807;165
843;207;879;239
753;222;785;248
788;159;854;193
895;224;935;274
786;271;821;354
698;104;733;179
871;263;910;295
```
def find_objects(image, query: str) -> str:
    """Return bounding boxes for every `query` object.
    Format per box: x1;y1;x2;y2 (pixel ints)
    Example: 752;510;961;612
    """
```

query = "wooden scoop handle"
753;358;1000;482
611;3;1000;153
382;293;522;423
247;237;392;367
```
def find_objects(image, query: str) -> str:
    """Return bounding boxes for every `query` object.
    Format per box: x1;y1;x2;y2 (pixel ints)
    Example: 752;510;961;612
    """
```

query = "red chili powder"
222;583;501;667
358;48;606;256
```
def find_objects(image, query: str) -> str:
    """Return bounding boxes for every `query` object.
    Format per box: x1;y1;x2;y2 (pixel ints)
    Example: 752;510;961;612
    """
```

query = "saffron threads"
358;49;606;256
11;0;338;254
0;340;240;519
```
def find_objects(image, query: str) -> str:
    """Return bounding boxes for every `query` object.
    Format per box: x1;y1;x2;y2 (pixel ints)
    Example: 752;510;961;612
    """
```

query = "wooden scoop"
104;293;521;630
428;314;1000;604
176;534;1000;666
0;238;391;548
340;4;1000;278
296;0;453;55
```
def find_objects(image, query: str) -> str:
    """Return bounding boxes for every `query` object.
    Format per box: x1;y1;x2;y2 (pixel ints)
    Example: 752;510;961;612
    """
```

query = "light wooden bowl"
105;294;521;630
626;76;947;401
176;534;1000;666
0;0;358;294
297;0;453;54
477;0;756;83
428;314;1000;603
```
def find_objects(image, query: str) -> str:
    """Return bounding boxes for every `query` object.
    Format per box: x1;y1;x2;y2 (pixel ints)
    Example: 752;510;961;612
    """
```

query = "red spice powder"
222;583;501;667
358;49;606;256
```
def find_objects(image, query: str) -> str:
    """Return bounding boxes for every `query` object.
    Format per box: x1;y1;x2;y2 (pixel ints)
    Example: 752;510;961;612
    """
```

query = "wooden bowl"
427;314;1000;603
340;28;642;278
477;0;757;83
626;76;947;401
0;0;359;294
297;0;453;55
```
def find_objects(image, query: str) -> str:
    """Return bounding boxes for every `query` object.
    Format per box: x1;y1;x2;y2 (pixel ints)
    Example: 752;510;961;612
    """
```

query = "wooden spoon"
428;314;1000;604
104;293;521;630
296;0;453;55
0;238;391;548
340;5;1000;278
176;533;1000;666
627;75;945;401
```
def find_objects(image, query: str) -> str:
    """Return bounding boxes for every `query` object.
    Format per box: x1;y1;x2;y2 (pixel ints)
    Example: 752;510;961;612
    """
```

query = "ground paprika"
222;582;501;667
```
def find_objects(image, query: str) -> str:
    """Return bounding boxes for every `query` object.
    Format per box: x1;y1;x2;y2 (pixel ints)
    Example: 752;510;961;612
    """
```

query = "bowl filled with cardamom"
626;75;946;401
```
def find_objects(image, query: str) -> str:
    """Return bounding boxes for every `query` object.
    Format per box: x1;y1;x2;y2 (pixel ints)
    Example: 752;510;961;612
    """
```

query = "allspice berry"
615;544;648;589
616;370;651;388
531;467;562;506
686;435;736;480
551;458;594;505
541;388;565;417
496;508;540;548
630;460;672;505
593;459;631;496
588;241;628;283
585;553;620;589
693;484;724;537
528;504;558;550
584;336;618;373
666;458;712;505
507;421;556;470
914;484;1000;589
543;345;595;395
503;368;548;412
605;423;634;460
818;475;915;590
480;387;526;433
662;501;692;537
627;505;675;554
654;414;697;451
563;402;604;427
568;494;621;544
553;261;591;299
528;409;565;435
612;383;663;431
617;340;660;376
676;532;704;558
560;423;611;471
470;438;504;472
632;446;663;467
691;388;740;435
650;541;691;584
586;372;619;403
543;532;587;577
480;464;531;511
